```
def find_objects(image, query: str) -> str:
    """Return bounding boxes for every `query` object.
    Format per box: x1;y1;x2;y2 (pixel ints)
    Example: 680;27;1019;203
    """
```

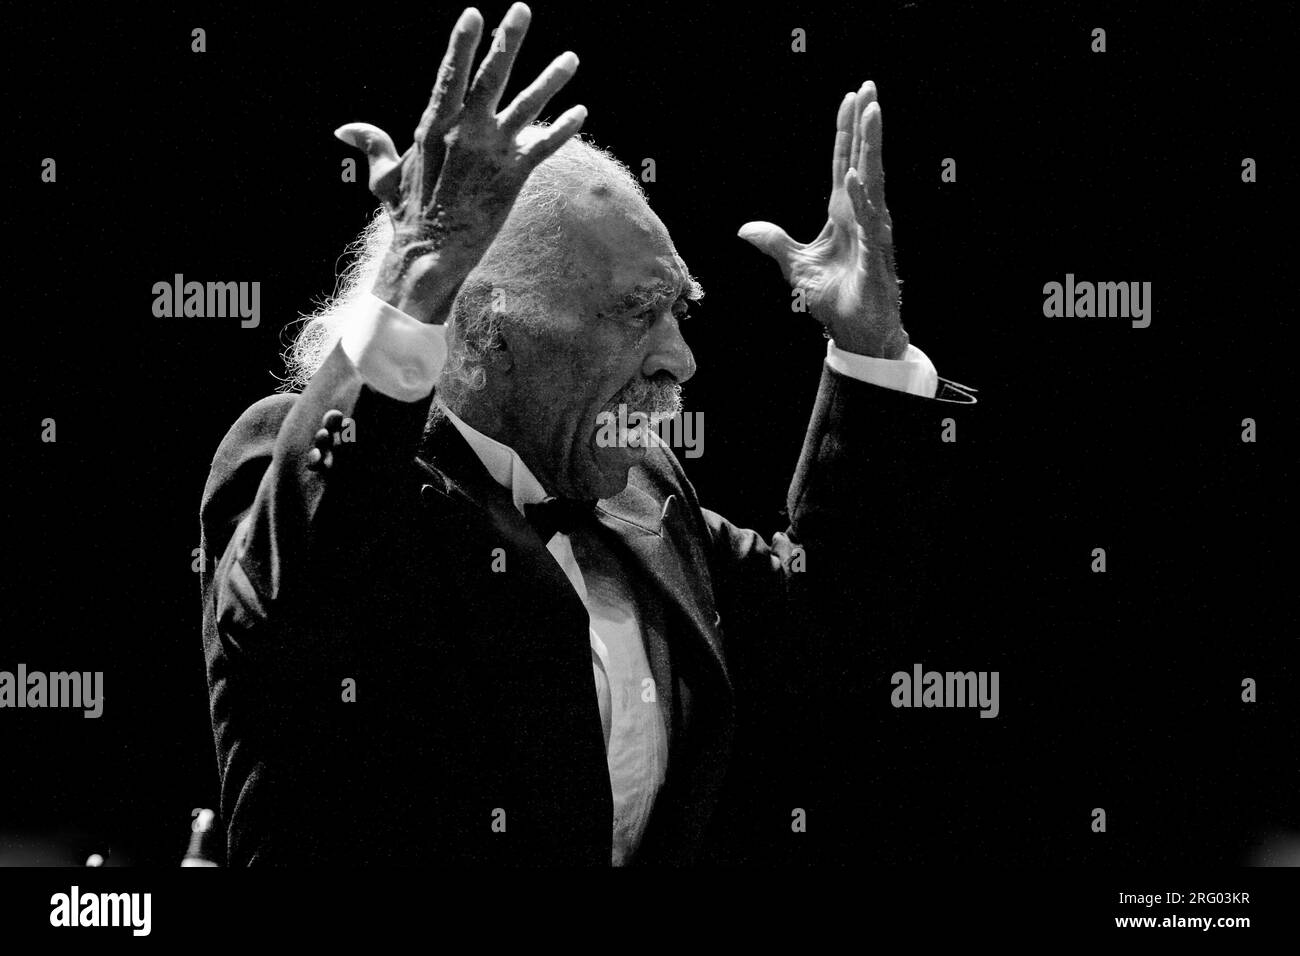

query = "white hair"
280;129;645;408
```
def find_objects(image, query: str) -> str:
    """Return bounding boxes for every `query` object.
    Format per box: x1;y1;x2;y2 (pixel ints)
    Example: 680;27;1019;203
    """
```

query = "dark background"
3;1;1291;866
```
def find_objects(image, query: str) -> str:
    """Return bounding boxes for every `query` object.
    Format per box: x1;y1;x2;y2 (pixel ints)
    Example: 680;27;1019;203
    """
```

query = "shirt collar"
441;406;549;516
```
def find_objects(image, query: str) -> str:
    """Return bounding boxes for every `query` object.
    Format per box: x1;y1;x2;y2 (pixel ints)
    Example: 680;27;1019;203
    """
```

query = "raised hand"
334;4;586;324
739;81;908;359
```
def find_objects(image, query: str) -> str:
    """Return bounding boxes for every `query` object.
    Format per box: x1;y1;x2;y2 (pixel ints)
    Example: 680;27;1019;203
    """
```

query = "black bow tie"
524;497;598;542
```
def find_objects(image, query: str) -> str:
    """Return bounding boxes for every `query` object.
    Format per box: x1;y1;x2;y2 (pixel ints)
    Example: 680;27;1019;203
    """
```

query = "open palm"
740;81;908;359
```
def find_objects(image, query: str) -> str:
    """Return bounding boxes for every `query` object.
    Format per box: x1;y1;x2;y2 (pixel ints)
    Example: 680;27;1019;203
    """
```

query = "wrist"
371;252;468;325
829;323;909;360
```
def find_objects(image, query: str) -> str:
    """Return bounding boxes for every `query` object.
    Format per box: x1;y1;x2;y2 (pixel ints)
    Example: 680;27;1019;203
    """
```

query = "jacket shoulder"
200;392;298;543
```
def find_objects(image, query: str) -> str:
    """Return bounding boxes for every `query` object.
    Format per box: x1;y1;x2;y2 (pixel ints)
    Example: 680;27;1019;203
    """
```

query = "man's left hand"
739;81;908;360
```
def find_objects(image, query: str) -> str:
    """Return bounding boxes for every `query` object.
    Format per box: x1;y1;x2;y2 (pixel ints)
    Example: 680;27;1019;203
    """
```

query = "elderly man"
199;3;975;866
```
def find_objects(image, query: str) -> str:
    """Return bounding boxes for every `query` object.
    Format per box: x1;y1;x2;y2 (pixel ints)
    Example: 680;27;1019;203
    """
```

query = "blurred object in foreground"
0;829;131;867
1244;830;1300;866
181;808;222;867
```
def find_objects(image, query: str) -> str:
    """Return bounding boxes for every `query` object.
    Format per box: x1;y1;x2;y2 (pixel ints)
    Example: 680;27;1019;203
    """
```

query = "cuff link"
935;380;979;405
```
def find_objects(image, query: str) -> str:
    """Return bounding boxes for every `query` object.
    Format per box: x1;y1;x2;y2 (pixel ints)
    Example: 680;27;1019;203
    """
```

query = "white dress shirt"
339;292;939;863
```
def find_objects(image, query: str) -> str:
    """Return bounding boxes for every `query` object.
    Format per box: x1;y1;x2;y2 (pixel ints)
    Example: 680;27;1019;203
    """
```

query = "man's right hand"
334;4;585;324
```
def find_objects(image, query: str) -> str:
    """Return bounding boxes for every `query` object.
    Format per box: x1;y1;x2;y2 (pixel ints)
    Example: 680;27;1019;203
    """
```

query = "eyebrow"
600;275;705;318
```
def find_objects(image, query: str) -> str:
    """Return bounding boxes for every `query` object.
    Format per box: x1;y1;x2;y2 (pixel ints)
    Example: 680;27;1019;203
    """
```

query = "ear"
488;330;515;372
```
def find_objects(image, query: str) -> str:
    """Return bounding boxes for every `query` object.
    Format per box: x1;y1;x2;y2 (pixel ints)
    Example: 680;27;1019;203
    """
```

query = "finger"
737;221;801;280
831;91;854;193
463;2;532;117
520;103;588;165
857;101;885;210
498;51;579;134
846;168;892;247
845;167;871;225
334;122;403;202
415;7;484;145
849;80;877;173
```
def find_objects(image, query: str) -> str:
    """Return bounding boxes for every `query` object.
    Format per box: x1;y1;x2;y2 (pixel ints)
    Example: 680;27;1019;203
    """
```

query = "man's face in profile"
497;182;700;500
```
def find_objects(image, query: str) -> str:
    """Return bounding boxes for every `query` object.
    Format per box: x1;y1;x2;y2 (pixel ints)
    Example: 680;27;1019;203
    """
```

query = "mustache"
610;373;684;426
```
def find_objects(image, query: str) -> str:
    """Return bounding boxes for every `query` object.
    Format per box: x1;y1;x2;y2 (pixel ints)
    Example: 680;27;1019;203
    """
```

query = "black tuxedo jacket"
199;340;975;865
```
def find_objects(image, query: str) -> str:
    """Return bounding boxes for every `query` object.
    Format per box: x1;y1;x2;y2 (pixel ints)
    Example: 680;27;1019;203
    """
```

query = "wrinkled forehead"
563;183;697;313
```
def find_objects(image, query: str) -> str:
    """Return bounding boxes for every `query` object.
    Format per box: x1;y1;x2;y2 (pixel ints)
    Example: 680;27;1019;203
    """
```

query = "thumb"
737;221;800;277
334;122;403;203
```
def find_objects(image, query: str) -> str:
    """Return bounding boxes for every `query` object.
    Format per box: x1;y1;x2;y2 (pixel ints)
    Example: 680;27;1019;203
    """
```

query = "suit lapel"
595;476;730;693
413;413;592;656
419;413;731;704
595;472;737;865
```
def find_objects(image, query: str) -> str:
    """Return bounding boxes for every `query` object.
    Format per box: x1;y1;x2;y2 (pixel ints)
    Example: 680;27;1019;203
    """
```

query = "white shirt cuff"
825;339;938;398
339;293;448;402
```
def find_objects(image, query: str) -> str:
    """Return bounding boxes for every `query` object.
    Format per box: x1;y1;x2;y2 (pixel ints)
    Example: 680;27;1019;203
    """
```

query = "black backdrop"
4;1;1290;867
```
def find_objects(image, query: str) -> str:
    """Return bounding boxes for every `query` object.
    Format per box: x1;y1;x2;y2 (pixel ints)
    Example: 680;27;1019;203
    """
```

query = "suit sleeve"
207;341;434;644
199;340;437;865
686;364;977;862
699;363;978;693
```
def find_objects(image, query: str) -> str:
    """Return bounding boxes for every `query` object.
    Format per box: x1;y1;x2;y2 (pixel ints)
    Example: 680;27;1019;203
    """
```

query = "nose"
641;311;696;384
